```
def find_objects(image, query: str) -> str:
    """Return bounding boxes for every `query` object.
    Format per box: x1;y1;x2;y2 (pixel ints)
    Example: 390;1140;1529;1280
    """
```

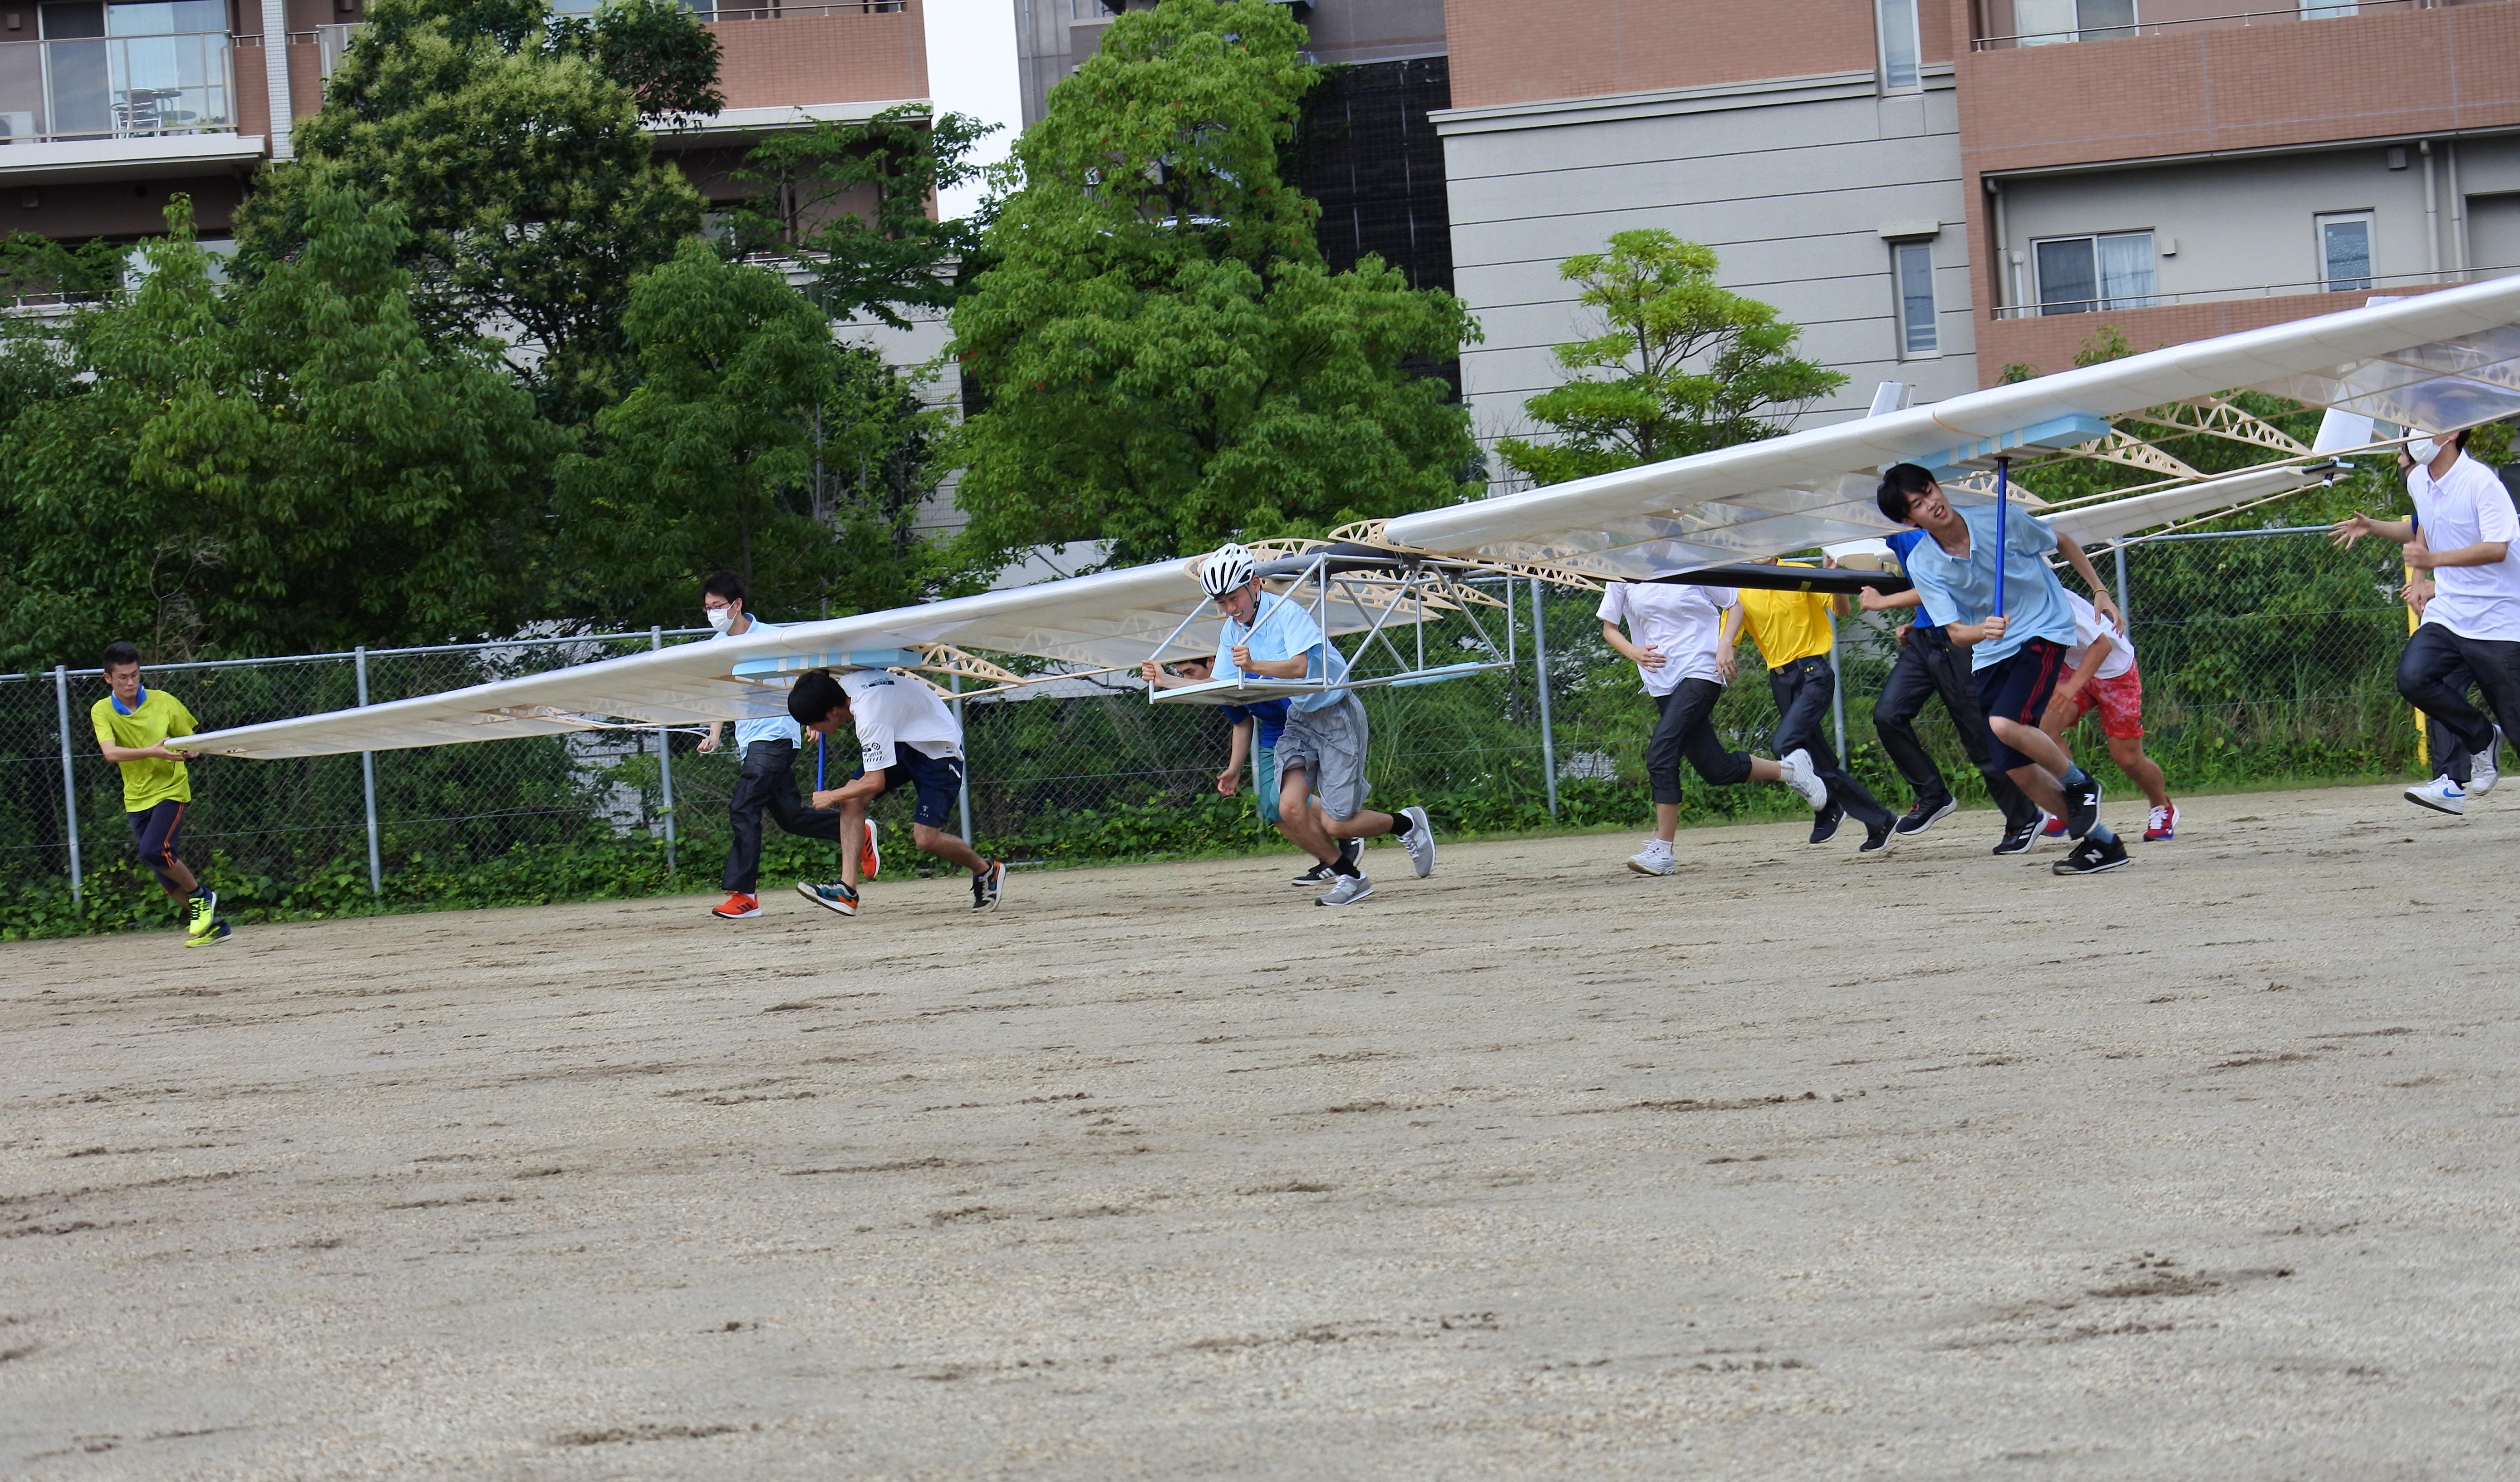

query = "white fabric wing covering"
1385;275;2520;580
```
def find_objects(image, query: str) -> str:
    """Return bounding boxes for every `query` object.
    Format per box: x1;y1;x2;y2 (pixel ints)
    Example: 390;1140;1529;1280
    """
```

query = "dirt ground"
6;783;2520;1480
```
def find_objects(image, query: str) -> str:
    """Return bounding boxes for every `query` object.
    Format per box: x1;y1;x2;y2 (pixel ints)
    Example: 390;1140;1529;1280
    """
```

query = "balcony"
0;30;233;145
1970;0;2503;51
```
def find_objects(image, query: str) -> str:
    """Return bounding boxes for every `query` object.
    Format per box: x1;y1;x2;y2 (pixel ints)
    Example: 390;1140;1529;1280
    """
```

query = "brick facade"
1446;0;1951;111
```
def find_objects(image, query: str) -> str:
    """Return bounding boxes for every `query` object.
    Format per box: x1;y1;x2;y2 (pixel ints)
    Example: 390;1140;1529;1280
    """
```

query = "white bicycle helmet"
1199;542;1258;598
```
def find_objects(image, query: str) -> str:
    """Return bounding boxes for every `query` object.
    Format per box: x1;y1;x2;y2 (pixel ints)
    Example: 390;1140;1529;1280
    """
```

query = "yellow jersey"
90;688;196;812
1734;567;1837;669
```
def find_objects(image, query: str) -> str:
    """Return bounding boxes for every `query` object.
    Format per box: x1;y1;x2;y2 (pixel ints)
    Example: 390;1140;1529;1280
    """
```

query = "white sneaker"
2472;727;2502;795
1777;749;1830;810
2406;775;2467;816
1626;841;1677;876
1315;872;1375;906
1397;806;1436;878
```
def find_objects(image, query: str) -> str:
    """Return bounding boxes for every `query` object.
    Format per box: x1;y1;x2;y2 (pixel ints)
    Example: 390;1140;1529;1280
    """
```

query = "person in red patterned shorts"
2039;590;2177;842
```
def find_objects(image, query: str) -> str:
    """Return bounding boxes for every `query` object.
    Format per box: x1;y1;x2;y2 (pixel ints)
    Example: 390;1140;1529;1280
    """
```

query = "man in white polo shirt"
2332;427;2520;816
1596;577;1829;876
694;571;855;920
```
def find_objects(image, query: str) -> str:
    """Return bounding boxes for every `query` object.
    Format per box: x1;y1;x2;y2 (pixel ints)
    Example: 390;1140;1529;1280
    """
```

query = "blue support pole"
1993;456;2011;619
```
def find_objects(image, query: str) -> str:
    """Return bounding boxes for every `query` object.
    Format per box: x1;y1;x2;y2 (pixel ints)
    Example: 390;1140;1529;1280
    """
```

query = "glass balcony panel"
0;29;229;143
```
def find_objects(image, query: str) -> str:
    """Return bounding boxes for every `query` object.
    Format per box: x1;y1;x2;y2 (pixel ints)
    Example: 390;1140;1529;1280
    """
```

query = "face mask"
706;606;735;633
2408;435;2441;465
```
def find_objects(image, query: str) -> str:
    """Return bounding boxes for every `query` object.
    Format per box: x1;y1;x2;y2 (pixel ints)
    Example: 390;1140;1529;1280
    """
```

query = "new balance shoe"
2041;813;2070;838
1315;872;1375;906
1778;749;1830;810
2143;801;2180;842
184;887;218;939
795;878;859;917
1857;820;1897;858
1398;806;1436;878
1893;798;1955;837
2051;834;2131;876
1626;841;1677;877
1993;814;2046;855
2405;775;2467;816
711;891;761;919
183;916;232;948
860;819;882;880
971;858;1007;912
2473;727;2503;796
1808;807;1844;846
2063;771;2102;839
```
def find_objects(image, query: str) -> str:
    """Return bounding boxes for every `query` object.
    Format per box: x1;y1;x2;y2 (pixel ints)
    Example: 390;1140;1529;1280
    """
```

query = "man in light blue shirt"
694;570;854;919
1877;464;2130;876
1191;543;1434;906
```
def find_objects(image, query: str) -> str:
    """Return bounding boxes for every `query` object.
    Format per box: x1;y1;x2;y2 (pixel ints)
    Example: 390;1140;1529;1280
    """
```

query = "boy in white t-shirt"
2038;591;2177;841
1596;579;1829;876
786;667;1007;915
2332;428;2520;816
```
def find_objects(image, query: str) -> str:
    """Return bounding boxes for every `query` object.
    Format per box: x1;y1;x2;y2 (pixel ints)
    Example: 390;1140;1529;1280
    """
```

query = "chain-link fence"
0;530;2430;935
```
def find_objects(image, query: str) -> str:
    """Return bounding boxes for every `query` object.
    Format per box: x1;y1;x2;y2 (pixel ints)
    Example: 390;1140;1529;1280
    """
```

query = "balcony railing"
1972;0;2486;50
1990;258;2520;316
0;31;233;146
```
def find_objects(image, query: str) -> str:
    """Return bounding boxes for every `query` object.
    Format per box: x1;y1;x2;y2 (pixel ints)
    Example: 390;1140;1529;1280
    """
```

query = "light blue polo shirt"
1214;591;1349;714
715;615;802;748
1903;502;2077;670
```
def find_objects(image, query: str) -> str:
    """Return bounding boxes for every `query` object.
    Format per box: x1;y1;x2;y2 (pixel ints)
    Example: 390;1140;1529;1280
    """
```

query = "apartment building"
1438;0;2520;483
0;0;934;249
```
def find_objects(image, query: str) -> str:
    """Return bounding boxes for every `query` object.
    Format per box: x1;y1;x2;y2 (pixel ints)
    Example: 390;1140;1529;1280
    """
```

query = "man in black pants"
2334;428;2520;817
693;571;856;918
1860;529;2044;854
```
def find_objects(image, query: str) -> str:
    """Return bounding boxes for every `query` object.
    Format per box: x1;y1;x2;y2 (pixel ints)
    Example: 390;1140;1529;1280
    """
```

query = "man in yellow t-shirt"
1721;560;1897;855
90;640;229;945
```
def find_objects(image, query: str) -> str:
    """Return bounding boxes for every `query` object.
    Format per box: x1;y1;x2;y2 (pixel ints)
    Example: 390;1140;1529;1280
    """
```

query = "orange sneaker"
711;891;761;919
860;819;881;881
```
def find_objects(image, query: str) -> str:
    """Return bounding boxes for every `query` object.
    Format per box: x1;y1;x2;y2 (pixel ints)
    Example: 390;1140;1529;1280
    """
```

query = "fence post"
2113;542;2132;623
951;671;973;844
1827;617;1848;763
355;646;381;896
651;626;677;873
1530;578;1558;818
53;664;81;904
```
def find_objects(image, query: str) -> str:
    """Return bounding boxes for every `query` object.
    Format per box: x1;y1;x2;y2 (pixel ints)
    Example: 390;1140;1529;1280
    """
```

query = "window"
2318;211;2374;293
2035;230;2156;315
2015;0;2137;45
1876;0;1921;92
1894;240;1938;354
2301;3;2358;18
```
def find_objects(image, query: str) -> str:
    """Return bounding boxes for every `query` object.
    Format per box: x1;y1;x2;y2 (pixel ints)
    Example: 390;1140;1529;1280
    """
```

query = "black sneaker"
1857;820;1897;858
2063;773;2102;839
970;859;1006;912
1288;837;1361;888
2051;834;2131;876
1894;798;1955;837
1992;816;2041;855
1808;807;1844;846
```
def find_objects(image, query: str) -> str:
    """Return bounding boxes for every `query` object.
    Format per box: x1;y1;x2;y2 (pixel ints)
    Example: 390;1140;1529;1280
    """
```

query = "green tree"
554;241;948;625
733;105;997;329
234;0;714;423
1497;229;1846;487
0;195;564;667
949;0;1479;567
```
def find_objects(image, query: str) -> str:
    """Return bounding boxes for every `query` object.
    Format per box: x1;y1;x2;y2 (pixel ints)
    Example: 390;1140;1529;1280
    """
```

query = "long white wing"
1387;276;2520;579
178;561;1239;759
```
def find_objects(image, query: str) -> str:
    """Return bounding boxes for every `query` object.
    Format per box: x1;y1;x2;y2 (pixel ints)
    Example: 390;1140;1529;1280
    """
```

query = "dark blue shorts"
850;743;965;829
127;799;187;889
1975;638;2068;772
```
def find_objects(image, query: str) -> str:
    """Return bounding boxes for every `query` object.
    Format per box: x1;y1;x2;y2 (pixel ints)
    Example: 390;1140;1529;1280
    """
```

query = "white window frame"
1875;0;1922;93
2032;229;2157;315
2016;0;2138;46
2316;210;2377;294
2300;3;2358;19
1891;239;1939;357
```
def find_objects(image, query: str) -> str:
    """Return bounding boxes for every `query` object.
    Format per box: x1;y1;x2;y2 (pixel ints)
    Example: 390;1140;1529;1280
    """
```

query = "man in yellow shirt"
1721;561;1897;856
91;640;229;945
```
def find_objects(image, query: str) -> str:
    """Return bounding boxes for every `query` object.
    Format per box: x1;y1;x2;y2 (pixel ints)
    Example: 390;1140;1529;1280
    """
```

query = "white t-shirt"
1596;581;1738;695
2412;453;2520;643
839;670;963;771
2062;591;2135;681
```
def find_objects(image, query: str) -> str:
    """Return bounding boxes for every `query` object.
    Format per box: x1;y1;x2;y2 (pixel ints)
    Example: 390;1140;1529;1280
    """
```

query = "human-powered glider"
172;277;2520;760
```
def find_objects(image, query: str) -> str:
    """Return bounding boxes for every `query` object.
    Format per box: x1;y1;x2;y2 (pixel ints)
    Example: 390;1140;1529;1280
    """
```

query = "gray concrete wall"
1994;134;2520;308
1434;67;1976;492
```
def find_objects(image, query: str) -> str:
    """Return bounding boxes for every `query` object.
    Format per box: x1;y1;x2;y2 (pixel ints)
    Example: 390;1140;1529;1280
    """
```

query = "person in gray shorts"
1197;544;1436;906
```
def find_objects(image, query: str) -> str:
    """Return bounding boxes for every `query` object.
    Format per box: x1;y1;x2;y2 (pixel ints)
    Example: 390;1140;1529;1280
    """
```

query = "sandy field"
5;783;2519;1480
